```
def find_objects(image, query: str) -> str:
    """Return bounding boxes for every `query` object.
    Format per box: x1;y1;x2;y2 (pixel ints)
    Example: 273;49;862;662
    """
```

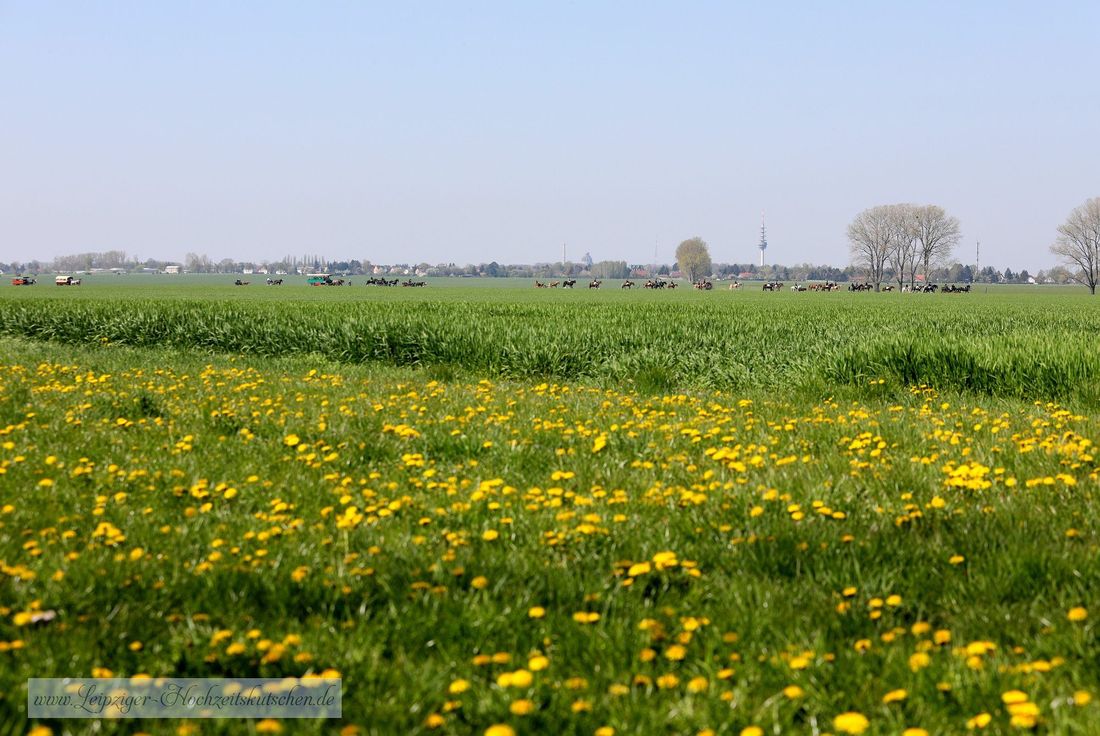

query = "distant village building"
164;265;180;274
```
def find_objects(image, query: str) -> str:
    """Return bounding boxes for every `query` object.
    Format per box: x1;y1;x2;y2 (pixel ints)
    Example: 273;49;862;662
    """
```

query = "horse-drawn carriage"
55;276;81;286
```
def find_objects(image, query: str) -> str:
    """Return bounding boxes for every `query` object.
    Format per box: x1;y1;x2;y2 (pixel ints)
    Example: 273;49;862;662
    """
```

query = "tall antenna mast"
758;211;768;267
976;240;980;283
562;242;566;272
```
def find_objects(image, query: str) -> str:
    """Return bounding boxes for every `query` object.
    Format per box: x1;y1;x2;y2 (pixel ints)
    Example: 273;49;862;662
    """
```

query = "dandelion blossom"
833;712;870;735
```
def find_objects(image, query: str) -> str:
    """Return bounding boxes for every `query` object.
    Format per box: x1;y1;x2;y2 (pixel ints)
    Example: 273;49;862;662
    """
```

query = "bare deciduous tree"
1051;197;1100;295
913;205;962;283
886;204;918;289
848;205;900;291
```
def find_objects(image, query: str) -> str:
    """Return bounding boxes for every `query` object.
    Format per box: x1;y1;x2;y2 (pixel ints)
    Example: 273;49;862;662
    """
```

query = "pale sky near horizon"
2;1;1097;271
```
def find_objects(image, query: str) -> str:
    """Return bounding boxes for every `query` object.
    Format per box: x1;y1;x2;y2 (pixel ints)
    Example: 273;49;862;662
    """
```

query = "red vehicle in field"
11;276;36;286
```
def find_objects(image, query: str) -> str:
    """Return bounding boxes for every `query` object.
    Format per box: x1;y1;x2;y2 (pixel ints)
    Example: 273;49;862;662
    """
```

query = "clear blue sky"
2;1;1097;270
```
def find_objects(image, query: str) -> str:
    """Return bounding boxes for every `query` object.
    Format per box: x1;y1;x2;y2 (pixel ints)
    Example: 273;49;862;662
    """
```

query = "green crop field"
3;276;1099;403
1;278;1098;735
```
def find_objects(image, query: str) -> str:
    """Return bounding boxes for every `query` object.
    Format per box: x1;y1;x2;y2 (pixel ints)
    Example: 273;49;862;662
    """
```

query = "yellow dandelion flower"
656;673;679;689
664;645;686;661
497;669;533;688
1008;702;1039;718
783;685;804;699
908;652;931;671
882;689;907;704
1010;714;1038;729
687;677;709;693
967;713;992;729
1067;606;1088;622
833;712;870;735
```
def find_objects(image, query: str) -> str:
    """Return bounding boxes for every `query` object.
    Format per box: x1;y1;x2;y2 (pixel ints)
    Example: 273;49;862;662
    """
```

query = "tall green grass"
2;289;1098;403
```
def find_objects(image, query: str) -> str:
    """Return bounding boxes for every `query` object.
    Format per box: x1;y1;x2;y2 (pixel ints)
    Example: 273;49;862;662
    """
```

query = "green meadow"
0;278;1097;735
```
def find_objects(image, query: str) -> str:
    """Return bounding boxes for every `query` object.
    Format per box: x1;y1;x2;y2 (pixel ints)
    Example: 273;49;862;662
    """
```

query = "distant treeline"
1;250;1072;284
